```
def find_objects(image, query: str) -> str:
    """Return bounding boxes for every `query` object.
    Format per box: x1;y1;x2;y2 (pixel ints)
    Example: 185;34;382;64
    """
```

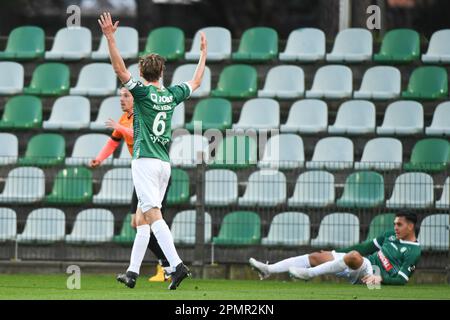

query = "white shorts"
131;158;171;212
331;251;374;284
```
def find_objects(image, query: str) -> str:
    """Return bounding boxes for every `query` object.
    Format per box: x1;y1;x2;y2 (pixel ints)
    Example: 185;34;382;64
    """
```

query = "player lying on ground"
89;87;172;282
250;212;421;285
99;12;207;290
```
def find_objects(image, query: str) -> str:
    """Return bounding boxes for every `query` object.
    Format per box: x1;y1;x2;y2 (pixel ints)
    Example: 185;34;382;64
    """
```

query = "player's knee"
344;251;363;269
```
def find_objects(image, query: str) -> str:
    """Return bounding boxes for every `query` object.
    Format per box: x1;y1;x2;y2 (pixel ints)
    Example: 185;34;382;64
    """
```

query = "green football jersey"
124;77;191;162
368;230;421;284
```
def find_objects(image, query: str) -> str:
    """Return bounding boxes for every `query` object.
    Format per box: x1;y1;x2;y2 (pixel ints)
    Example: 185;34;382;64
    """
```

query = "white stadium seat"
386;172;434;209
190;169;238;206
418;214;449;251
280;99;328;134
0;208;16;241
169;134;210;168
425;101;450;136
0;62;23;95
0;167;45;203
90;97;123;131
258;134;304;169
328;100;376;135
377;101;424;135
279;28;325;62
70;63;117;96
262;212;310;246
93;168;134;205
354;66;401;100
422;29;450;63
91;27;138;60
17;208;65;243
185;27;231;61
43;96;90;130
311;213;360;248
326;28;373;62
288;171;335;208
65;209;114;244
306;137;354;170
171;64;211;98
45;27;92;60
171;210;212;244
66;133;113;166
354;138;403;171
436;177;449;209
306;65;353;99
0;133;18;166
233;98;279;131
258;65;304;99
238;169;286;207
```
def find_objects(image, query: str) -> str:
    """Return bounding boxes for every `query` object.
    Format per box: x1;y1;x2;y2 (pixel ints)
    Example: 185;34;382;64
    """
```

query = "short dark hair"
395;211;417;225
139;53;166;82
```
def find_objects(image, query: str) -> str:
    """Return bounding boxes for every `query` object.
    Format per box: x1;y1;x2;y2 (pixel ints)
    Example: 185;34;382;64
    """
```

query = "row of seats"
0;165;448;209
2;26;450;64
1;61;448;100
0;208;447;251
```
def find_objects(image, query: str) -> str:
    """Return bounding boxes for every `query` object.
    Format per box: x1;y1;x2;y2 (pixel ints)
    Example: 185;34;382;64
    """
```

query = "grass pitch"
0;274;449;300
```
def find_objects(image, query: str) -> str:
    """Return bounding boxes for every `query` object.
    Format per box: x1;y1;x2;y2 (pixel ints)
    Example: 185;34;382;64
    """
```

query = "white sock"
151;219;182;271
127;224;150;274
267;254;311;273
307;256;347;278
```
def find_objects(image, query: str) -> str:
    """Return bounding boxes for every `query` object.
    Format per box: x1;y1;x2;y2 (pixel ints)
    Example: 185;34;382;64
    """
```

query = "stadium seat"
113;142;132;167
436;177;449;209
0;208;16;241
366;213;395;240
386;172;434;209
232;27;278;62
328;100;376;135
353;66;401;100
279;28;325;62
305;65;353;99
311;213;360;248
211;135;257;169
0;167;45;203
404;138;450;172
377;101;423;135
422;29;450;63
211;65;257;98
306;137;354;170
326;28;373;62
169;134;210;167
43;96;90;130
0;133;18;166
258;134;304;169
258;65;304;99
402;66;448;100
140;27;184;61
45;167;93;205
18;133;65;166
113;214;136;244
126;63;142;82
288;171;335;208
0;26;45;60
17;208;65;243
171;102;185;130
23;63;70;96
354;138;403;171
233;98;279;130
0;62;23;94
185;27;231;61
93;168;133;205
373;29;420;63
418;214;449;251
171;210;212;245
212;211;261;245
280;99;328;134
336;171;385;208
92;27;138;60
66;133;112;166
45;27;92;60
261;212;310;246
171;64;211;97
426;101;450;135
185;98;232;132
65;209;114;244
190;169;238;206
238;169;286;207
0;95;42;129
70;63;117;96
90;97;123;131
166;168;190;205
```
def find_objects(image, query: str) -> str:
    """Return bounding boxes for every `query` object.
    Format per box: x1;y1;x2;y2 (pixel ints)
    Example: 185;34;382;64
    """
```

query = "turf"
0;274;449;300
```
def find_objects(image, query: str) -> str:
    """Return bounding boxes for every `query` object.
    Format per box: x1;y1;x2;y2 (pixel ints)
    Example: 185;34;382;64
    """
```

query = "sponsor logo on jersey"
149;134;170;146
378;251;393;272
389;235;396;241
400;247;407;253
150;93;173;104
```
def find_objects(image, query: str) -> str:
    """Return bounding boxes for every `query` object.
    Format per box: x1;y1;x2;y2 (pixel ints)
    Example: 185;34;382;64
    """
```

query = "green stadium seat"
210;135;257;169
373;29;420;63
0;95;42;129
18;133;65;167
23;63;70;96
232;27;278;62
366;213;396;241
403;138;450;172
140;27;185;61
0;26;45;60
166;168;190;205
211;65;257;99
212;211;261;246
336;171;385;208
185;98;232;132
113;214;136;244
45;167;93;205
402;66;448;100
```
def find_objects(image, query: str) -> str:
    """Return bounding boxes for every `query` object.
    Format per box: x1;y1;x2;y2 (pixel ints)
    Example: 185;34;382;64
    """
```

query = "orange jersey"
111;112;134;155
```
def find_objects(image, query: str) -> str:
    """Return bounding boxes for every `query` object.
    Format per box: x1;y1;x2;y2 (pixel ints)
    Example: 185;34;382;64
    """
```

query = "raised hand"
98;12;119;39
199;31;207;55
105;118;119;130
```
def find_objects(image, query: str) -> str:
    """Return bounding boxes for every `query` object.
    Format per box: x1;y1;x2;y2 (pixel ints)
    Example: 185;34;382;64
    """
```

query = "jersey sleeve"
382;248;421;285
373;230;395;250
111;129;123;141
168;82;192;104
123;77;148;101
335;239;378;256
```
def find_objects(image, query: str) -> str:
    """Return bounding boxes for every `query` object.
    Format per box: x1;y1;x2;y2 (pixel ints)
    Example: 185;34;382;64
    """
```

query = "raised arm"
187;32;207;92
98;12;131;84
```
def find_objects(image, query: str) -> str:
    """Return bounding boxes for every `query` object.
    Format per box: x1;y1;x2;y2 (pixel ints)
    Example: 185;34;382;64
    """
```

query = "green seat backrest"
20;133;65;166
337;171;384;208
186;98;232;131
236;27;278;55
214;211;261;245
142;27;185;61
113;214;136;243
212;65;257;98
0;95;42;129
25;63;70;95
47;167;92;203
1;26;45;59
167;168;190;205
403;66;448;99
366;213;395;241
375;29;420;62
405;138;450;172
212;135;257;169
